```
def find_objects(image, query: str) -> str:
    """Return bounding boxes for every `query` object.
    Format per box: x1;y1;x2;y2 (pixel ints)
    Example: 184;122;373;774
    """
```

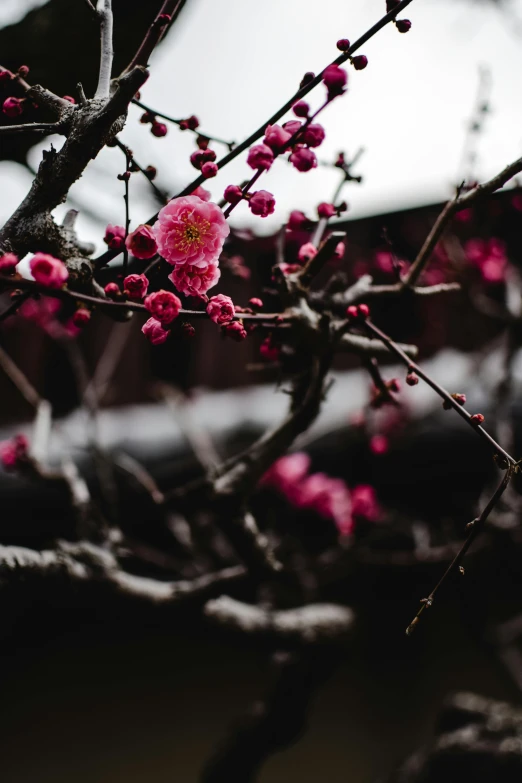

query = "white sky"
2;0;522;252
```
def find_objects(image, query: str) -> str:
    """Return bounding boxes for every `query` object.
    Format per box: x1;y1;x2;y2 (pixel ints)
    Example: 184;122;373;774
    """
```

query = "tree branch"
94;0;114;99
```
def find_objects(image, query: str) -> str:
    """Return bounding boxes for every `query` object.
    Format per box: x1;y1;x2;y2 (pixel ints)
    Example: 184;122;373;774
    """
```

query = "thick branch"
204;596;354;644
94;0;114;99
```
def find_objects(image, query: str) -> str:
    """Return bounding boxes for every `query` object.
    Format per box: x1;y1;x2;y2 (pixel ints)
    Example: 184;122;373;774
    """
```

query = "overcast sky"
2;0;522;251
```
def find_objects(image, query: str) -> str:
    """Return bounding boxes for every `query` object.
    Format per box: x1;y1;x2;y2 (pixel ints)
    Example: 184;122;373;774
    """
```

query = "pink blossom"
302;123;325;148
104;224;125;250
191;186;211;201
322;64;348;98
72;308;91;328
317;202;336;218
206;293;235;325
125;224;157;260
370;434;389;455
260;338;280;361
249;190;276;218
151;121;168;137
2;97;23;117
298;242;317;262
154;195;229;268
282;120;302;136
0;252;18;272
464;238;507;284
224;185;243;205
123;273;149;300
351;485;381;523
249;297;263;309
334;241;345;260
169;262;221;297
104;282;120;299
288;210;309;230
223;320;247;341
20;296;61;328
293;101;309;117
30;253;68;288
144;289;182;325
201;161;218;178
289;146;317;172
246;144;274;171
142;317;169;345
264;124;292;153
297;473;353;536
261;453;311;496
351;55;368;70
0;434;29;471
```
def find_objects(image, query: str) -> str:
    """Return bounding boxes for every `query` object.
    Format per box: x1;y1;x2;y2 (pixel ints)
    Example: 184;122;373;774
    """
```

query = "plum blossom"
298;242;317;262
169;262;221;297
222;320;247;341
30;253;68;288
125;225;157;260
297;473;353;536
464;238;507;284
154;196;229;268
142;317;169;345
123;273;149;300
144;290;182;325
246;144;274;171
0;252;18;272
351;485;381;523
264;124;292;153
206;294;235;325
104;224;125;250
249;190;275;218
289;146;317;172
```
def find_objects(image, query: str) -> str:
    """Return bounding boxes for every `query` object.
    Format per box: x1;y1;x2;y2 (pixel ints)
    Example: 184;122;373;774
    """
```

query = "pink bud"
104;225;125;249
0;252;19;272
151;121;168;137
247;144;274;171
201;161;218;178
322;64;348;98
395;19;412;33
302;123;326;148
249;297;263;309
337;39;350;51
299;72;315;88
264;124;292;153
406;371;419;386
0;70;12;85
293;101;309;117
125;224;157;260
288;210;310;230
190;150;205;169
142;317;169;345
224;184;243;205
249;190;276;218
182;323;195;338
104;282;120;299
370;434;389;455
72;308;91;327
282;120;302;136
289;146;317;172
298;242;317;262
317;202;336;219
2;97;23;118
18;65;29;78
123;273;149;300
470;413;485;426
351;55;368;70
144;289;182;325
223;320;247;341
206;293;235;325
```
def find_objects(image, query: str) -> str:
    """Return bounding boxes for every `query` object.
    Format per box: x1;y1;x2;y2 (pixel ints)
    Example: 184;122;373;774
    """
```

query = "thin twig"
125;0;183;72
132;99;236;150
0;122;63;135
405;465;514;636
114;137;168;204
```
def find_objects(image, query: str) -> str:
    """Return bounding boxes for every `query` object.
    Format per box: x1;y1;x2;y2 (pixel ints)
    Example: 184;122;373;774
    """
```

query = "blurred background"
2;1;522;782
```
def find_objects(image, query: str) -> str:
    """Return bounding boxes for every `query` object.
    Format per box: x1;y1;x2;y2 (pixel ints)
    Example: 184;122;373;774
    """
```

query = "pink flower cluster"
206;294;235;325
464;238;507;284
153;195;229;298
261;452;381;536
